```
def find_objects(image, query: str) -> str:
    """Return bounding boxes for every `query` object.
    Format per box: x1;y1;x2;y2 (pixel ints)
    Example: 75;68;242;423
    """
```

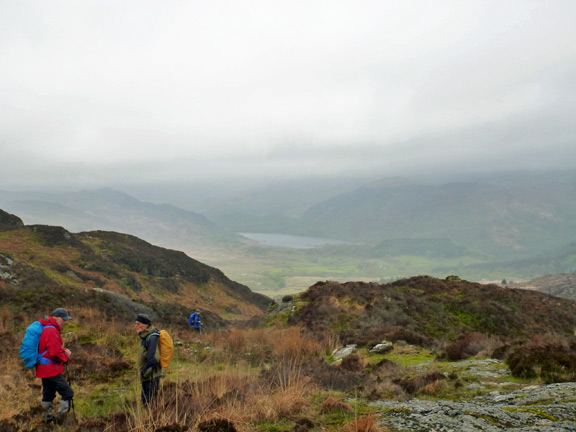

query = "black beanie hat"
135;314;151;326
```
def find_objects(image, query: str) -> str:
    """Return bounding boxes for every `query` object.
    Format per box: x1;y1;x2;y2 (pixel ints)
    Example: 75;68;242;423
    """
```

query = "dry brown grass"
272;326;322;359
3;307;367;431
343;414;387;432
122;358;316;431
323;413;388;432
117;326;325;431
320;396;353;413
0;355;38;421
0;309;37;422
202;326;323;367
0;305;10;332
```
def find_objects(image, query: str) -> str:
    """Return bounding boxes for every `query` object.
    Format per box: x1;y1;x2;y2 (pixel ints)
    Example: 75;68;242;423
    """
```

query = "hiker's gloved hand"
141;358;159;377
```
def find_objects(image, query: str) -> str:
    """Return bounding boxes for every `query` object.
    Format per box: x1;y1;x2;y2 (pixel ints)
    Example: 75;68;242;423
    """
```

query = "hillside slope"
451;241;576;279
0;188;241;253
285;275;576;344
513;273;576;300
0;210;270;327
302;173;576;258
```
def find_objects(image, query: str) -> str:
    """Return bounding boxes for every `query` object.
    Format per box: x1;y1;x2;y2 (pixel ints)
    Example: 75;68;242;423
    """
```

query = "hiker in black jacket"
134;314;162;404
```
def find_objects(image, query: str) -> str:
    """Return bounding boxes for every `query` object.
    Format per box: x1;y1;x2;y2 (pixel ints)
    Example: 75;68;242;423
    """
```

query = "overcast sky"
1;0;576;188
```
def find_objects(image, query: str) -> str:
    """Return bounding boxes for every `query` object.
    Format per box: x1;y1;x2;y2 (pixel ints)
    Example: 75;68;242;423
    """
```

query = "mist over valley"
2;169;576;297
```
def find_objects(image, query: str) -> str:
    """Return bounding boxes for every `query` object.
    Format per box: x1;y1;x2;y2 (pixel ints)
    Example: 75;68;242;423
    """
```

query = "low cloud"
2;1;576;188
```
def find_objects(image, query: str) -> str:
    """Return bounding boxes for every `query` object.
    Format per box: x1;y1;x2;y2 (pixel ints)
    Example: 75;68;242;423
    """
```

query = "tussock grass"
341;414;388;432
2;303;358;430
5;298;566;431
0;305;10;332
0;354;38;421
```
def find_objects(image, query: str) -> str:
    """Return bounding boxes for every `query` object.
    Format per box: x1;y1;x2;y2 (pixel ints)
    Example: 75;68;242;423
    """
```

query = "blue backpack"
189;312;201;328
20;321;56;368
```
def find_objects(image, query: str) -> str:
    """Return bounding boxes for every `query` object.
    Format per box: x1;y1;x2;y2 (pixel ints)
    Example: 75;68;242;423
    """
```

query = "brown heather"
3;215;576;430
0;304;364;431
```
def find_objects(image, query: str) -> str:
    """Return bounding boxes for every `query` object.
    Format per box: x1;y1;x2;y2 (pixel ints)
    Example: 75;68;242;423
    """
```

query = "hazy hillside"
286;275;576;344
121;176;373;218
0;209;270;326
302;171;576;259
513;273;576;300
3;208;576;431
3;170;576;293
0;188;240;253
450;241;576;280
118;176;374;238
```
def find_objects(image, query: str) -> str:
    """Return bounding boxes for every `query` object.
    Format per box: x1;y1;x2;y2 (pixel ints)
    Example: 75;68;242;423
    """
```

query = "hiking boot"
56;399;71;425
41;401;55;424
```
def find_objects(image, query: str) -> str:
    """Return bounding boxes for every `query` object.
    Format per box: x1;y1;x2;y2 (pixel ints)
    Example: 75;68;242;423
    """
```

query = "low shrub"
300;358;364;392
197;418;237;432
341;355;365;372
319;396;353;413
506;334;576;383
440;332;498;361
392;371;445;395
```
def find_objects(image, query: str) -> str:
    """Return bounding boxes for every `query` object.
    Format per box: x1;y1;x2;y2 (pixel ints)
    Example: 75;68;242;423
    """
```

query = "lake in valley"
238;233;349;249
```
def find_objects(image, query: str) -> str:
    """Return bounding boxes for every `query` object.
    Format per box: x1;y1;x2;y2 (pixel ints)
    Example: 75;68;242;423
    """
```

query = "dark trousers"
41;374;74;402
141;377;161;404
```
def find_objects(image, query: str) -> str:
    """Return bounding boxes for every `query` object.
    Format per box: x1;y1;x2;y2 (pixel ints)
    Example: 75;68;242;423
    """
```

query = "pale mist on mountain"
2;168;576;296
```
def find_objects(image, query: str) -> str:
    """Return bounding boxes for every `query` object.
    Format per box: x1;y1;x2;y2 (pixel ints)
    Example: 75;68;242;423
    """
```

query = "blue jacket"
188;312;202;329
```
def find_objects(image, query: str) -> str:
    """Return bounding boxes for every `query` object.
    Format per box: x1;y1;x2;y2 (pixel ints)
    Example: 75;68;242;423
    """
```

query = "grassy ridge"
2;272;576;430
0;223;270;325
2;209;576;430
0;306;389;431
2;292;575;430
292;276;576;343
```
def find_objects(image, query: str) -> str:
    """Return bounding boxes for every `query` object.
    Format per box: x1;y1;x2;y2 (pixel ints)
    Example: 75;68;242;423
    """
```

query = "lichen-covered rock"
370;340;393;354
332;344;357;362
0;209;23;228
370;382;576;432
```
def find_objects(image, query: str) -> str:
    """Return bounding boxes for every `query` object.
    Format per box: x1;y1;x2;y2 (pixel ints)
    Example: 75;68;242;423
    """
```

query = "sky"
1;0;576;188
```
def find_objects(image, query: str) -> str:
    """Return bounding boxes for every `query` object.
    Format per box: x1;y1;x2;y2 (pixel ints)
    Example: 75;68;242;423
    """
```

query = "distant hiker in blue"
134;314;162;404
188;310;202;333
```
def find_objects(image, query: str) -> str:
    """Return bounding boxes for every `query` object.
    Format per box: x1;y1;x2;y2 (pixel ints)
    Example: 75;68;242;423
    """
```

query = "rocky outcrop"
332;344;357;362
371;382;576;431
0;253;17;284
0;209;24;228
370;340;394;354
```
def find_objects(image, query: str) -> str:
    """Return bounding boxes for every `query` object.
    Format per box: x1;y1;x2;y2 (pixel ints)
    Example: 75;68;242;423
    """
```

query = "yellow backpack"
158;330;174;368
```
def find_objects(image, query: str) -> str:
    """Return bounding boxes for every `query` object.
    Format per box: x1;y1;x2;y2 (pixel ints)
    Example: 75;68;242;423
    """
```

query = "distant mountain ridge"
3;170;576;287
302;172;576;259
0;209;270;326
0;188;241;254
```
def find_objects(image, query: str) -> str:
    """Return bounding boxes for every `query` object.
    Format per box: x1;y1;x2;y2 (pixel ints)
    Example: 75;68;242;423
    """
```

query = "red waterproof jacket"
35;317;69;378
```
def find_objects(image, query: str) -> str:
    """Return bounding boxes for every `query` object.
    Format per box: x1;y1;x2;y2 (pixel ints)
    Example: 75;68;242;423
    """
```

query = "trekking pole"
64;362;75;412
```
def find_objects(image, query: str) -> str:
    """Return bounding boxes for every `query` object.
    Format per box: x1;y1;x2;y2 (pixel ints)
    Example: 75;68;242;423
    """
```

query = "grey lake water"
238;233;349;249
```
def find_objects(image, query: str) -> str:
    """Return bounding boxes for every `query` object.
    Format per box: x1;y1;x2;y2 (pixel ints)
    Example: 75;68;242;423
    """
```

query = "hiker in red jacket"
37;308;74;424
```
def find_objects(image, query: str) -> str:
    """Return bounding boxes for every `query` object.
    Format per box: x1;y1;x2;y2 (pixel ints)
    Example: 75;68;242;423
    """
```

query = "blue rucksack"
20;321;56;368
